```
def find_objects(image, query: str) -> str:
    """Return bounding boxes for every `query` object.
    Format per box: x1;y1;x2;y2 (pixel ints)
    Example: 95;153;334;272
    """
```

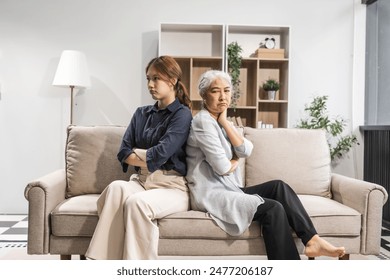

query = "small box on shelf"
257;121;274;129
253;48;285;59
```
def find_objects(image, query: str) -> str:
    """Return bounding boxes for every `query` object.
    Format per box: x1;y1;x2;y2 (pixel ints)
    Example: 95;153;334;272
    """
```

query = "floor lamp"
52;50;91;125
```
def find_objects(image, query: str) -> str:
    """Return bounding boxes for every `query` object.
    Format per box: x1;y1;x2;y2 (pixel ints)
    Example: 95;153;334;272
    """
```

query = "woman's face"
204;78;231;116
146;67;176;104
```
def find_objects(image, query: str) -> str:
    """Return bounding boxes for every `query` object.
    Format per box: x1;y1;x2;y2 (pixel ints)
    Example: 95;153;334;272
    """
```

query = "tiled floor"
0;215;28;255
0;215;28;242
0;214;389;260
380;225;390;259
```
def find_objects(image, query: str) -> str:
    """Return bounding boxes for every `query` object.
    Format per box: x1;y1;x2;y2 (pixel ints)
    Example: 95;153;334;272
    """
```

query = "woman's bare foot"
304;235;345;258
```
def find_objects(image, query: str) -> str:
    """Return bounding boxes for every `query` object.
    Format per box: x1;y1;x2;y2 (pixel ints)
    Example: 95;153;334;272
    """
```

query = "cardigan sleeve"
192;114;231;176
233;138;253;158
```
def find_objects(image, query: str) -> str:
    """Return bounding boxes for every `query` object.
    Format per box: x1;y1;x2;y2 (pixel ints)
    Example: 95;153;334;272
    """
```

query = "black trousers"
242;180;317;260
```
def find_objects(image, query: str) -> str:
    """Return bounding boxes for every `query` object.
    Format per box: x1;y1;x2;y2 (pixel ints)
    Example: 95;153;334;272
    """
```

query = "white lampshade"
52;50;91;88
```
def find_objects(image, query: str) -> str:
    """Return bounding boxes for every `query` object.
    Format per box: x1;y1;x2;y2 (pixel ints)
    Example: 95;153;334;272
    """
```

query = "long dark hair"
146;56;191;108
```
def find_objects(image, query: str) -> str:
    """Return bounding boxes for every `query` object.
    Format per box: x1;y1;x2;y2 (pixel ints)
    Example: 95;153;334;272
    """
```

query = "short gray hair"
198;70;232;99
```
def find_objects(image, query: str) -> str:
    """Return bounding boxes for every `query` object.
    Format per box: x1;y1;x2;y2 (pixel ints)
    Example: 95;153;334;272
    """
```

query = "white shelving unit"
159;23;290;128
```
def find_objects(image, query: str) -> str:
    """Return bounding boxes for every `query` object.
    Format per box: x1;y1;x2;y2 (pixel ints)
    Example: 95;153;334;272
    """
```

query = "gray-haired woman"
185;70;345;260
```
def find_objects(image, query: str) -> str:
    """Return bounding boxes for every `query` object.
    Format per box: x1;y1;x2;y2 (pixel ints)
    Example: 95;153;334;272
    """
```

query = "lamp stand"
70;85;75;125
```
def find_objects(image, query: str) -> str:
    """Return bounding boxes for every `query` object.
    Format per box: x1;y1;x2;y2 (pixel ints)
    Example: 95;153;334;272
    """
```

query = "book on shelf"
236;116;244;127
227;116;244;127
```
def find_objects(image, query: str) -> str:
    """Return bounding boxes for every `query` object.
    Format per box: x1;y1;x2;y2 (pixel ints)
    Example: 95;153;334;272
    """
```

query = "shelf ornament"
262;78;280;100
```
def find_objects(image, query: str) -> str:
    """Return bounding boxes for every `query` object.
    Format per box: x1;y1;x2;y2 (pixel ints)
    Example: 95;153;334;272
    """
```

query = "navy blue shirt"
117;98;192;176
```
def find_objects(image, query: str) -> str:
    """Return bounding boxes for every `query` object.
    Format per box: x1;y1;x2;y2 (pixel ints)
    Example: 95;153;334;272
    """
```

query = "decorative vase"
267;90;276;100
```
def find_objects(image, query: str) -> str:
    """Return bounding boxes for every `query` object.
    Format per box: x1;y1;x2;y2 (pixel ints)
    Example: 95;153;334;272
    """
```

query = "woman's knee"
261;200;289;229
125;194;151;217
268;199;284;213
272;179;295;193
270;179;287;187
106;179;144;196
256;199;284;217
107;180;127;190
258;200;286;223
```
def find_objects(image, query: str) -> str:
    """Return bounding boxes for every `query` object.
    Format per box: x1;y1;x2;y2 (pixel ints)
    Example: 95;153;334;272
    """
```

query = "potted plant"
262;78;280;100
227;41;243;109
295;95;359;163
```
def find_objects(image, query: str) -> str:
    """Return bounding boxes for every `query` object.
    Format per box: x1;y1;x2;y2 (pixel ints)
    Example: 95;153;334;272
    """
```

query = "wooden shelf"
243;57;289;62
226;24;290;128
258;100;288;103
160;23;290;128
175;56;223;60
230;106;257;109
159;23;225;57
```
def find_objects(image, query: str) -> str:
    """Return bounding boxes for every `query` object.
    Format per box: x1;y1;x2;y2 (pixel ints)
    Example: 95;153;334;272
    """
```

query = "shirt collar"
149;98;181;114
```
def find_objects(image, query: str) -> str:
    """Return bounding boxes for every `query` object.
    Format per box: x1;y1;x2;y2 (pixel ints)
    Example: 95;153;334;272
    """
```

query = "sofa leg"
308;257;315;260
339;254;350;260
60;255;71;260
80;255;86;260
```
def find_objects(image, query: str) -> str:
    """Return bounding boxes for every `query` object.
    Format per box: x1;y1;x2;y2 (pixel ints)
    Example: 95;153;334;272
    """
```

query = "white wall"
0;0;366;213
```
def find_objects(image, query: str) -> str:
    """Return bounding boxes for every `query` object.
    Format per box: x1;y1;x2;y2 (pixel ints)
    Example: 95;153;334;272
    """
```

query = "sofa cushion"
158;210;261;239
244;128;332;197
159;196;361;240
65;125;134;198
298;195;361;236
51;194;99;237
51;195;360;240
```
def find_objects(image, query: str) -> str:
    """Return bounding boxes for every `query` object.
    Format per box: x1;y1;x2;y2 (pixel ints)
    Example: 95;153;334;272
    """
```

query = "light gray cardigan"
186;109;264;236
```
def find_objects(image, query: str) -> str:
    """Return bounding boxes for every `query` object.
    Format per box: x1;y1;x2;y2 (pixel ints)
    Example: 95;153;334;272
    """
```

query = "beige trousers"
85;169;189;260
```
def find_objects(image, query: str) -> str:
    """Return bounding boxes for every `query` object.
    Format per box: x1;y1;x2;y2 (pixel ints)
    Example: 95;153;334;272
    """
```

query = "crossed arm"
125;148;147;168
217;109;244;174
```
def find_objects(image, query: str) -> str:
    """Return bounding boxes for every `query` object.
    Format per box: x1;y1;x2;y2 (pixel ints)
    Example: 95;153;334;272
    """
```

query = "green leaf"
295;95;359;162
227;42;243;109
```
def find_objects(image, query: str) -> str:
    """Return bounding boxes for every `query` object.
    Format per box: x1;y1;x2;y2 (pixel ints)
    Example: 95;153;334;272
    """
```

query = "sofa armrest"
24;169;67;254
331;173;388;255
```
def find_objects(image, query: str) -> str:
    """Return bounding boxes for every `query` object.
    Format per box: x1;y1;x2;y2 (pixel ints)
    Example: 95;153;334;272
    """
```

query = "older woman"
185;70;345;260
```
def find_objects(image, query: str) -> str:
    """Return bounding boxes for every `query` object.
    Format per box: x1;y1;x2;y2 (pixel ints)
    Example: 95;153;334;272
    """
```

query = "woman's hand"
217;107;229;126
125;148;148;168
228;159;239;174
217;108;227;124
133;148;147;162
217;108;244;148
226;152;240;174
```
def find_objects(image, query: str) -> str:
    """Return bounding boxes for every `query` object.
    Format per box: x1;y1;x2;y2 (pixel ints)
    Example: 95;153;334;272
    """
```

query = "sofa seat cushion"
159;196;361;240
158;210;261;239
51;194;361;240
51;194;99;237
299;195;361;236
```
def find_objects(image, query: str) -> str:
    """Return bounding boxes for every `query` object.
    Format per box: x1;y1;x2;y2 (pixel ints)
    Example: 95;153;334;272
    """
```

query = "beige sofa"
24;125;388;260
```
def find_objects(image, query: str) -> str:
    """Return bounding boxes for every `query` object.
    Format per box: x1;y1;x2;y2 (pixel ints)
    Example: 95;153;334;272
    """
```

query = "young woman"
85;56;192;260
185;70;346;260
